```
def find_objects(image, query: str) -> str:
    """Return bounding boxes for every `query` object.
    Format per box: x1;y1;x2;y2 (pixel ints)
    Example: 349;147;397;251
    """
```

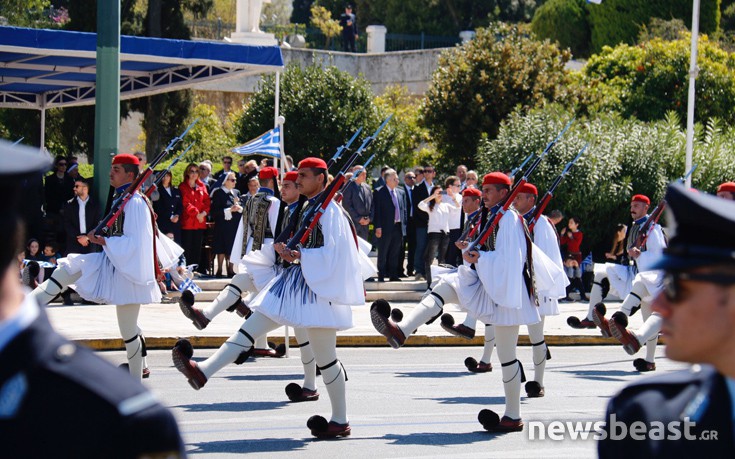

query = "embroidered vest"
242;192;274;253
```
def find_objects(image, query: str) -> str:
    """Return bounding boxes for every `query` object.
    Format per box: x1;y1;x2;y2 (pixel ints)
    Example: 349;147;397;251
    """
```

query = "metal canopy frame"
0;26;283;111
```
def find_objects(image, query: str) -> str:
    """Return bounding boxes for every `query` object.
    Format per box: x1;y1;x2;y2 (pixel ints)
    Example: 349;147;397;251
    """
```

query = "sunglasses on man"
662;271;735;302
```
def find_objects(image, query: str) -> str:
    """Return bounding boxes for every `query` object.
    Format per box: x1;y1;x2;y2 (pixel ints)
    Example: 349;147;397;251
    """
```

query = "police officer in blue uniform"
599;183;735;457
0;140;186;458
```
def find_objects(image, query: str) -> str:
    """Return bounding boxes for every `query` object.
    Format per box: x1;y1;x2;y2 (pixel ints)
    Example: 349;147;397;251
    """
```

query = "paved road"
100;345;689;458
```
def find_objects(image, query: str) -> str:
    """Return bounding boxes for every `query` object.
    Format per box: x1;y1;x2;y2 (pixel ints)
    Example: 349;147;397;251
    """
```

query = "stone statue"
237;0;272;34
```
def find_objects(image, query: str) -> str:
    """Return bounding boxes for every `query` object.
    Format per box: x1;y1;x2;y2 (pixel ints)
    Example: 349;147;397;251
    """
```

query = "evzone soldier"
0;142;186;457
29;153;183;380
172;157;366;438
567;194;666;334
178;166;287;357
508;183;566;396
371;172;564;432
599;183;733;370
439;188;497;372
443;183;567;393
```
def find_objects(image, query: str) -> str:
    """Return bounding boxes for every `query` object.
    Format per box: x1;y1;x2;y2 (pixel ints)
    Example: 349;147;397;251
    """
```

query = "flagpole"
684;0;700;188
273;70;290;356
274;71;281;172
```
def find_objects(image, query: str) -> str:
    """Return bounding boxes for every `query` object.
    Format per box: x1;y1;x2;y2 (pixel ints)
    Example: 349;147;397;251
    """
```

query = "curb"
76;333;658;351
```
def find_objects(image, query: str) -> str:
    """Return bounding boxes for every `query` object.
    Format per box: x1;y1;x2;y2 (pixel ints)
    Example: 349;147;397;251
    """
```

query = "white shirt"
76;196;89;234
418;198;457;234
442;193;462;230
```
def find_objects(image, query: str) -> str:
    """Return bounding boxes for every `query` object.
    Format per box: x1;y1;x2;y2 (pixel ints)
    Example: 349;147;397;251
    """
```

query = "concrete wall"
194;47;446;97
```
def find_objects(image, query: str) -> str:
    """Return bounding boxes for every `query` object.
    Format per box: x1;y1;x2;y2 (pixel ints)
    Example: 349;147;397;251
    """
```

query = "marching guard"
172;157;366;438
28;153;182;380
178;166;288;357
372;172;564;432
568;194;666;333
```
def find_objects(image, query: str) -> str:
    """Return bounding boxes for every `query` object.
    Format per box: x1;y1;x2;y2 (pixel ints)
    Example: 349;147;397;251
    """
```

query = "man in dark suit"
400;170;417;277
62;177;101;255
372;168;407;282
411;165;435;280
0;140;186;457
598;183;735;457
341;166;373;241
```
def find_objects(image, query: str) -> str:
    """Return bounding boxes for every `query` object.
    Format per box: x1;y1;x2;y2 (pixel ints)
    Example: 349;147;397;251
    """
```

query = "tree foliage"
587;0;721;54
477;105;735;251
373;85;436;172
420;22;573;170
531;0;590;58
574;35;735;126
235;60;391;165
0;0;52;27
309;5;341;48
181;103;235;163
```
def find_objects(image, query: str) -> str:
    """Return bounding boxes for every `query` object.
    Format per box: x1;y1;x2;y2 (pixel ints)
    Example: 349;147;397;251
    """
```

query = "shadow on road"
176;400;289;412
188;437;309;454
394;371;474;378
559;369;639;382
383;430;506;445
225;373;305;381
421;395;506;406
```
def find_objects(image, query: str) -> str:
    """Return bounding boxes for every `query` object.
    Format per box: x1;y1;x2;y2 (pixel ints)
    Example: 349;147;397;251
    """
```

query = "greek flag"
178;277;202;294
587;0;602;3
231;126;282;158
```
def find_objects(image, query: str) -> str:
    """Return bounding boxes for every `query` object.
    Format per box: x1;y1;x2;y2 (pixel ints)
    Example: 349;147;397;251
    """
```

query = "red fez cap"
283;171;298;182
518;183;538;196
298;157;327;170
631;194;650;205
462;187;482;197
482;172;511;187
112;153;139;166
258;166;279;180
717;182;735;193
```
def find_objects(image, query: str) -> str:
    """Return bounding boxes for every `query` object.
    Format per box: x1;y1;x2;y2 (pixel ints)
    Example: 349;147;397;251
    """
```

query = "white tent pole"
273;70;290;356
685;0;700;188
40;105;46;151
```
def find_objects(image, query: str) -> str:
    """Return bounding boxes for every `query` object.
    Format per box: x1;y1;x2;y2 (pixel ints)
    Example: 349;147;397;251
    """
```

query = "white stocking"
202;272;256;320
495;325;522;420
461;313;477;330
308;328;347;424
527;318;547;386
637;302;660;362
294;327;317;391
620;279;649;316
585;269;608;320
479;324;495;364
198;312;279;379
117;304;143;381
398;280;459;336
29;266;80;305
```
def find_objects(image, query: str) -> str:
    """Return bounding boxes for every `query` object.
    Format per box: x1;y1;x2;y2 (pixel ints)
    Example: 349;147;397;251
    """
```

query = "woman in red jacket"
179;163;211;274
559;216;584;263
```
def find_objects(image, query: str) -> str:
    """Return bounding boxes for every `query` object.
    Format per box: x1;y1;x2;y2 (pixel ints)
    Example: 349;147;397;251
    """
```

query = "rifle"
527;143;588;232
632;163;698;250
145;142;195;198
467;117;574;253
334;151;377;204
509;151;535;179
459;151;538;243
93;118;199;236
285;115;392;250
327;127;363;169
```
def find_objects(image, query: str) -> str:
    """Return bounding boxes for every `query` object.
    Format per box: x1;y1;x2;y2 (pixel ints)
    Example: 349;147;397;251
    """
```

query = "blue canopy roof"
0;26;284;109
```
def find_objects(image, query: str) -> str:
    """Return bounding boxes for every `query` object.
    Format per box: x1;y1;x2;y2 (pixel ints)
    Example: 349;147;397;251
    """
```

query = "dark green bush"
531;0;591;58
587;0;721;54
477;105;735;249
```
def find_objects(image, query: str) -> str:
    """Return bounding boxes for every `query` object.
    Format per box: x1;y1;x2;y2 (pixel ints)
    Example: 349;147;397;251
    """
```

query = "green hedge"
531;0;591;58
477;105;735;249
574;35;735;126
587;0;721;54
